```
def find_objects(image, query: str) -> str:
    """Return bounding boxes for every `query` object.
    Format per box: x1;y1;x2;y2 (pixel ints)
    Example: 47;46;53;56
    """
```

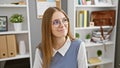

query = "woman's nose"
59;21;65;27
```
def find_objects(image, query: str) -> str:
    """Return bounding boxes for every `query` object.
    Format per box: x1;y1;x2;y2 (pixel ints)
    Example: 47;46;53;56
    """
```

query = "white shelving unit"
85;41;113;47
0;4;27;7
75;5;116;8
0;53;30;62
88;58;113;67
0;0;32;68
0;31;29;35
75;26;113;30
68;0;118;68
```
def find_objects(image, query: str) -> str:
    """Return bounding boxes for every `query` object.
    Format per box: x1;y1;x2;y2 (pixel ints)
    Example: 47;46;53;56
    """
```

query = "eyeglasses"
52;18;68;27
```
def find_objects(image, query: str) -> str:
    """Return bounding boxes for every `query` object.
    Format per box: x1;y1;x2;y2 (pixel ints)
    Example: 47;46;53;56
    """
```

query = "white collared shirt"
33;38;88;68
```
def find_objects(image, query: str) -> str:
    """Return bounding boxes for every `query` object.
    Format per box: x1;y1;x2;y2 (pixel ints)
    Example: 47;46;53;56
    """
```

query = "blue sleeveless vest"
50;39;81;68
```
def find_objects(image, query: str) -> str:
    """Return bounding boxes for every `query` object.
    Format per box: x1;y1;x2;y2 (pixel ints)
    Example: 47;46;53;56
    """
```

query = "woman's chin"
58;34;67;37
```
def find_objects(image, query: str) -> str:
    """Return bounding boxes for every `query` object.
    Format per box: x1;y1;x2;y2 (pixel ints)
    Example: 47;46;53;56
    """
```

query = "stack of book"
91;29;110;43
88;57;101;64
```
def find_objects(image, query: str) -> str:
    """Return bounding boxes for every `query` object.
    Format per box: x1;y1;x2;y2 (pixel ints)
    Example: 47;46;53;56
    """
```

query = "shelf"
0;4;27;7
68;0;117;68
0;0;32;68
0;53;30;61
75;5;116;8
85;41;113;47
0;30;28;35
75;26;112;30
88;58;113;67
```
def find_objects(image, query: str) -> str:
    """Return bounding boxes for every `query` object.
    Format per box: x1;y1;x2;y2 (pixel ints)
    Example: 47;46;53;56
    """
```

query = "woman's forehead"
52;11;65;20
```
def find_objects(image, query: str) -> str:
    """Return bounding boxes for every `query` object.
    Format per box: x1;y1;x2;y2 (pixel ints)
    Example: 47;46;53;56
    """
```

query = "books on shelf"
88;58;113;66
76;10;88;27
77;0;113;5
88;57;101;64
76;9;115;28
91;29;110;42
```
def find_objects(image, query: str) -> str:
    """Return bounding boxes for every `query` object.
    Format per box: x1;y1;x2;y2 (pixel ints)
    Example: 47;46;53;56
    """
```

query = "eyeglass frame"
51;17;69;27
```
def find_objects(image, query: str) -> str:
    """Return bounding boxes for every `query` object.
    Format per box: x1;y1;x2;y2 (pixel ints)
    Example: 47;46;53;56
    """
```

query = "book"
79;10;84;27
84;10;88;27
76;10;79;27
81;0;87;5
76;10;88;27
88;57;101;64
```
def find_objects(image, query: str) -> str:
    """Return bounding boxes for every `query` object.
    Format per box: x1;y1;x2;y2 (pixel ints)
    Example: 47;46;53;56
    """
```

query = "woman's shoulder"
36;43;42;54
72;39;82;43
36;43;42;48
71;39;85;46
36;48;41;54
35;47;43;58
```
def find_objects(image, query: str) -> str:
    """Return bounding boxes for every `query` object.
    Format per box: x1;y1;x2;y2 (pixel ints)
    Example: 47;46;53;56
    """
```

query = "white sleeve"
33;48;43;68
78;42;88;68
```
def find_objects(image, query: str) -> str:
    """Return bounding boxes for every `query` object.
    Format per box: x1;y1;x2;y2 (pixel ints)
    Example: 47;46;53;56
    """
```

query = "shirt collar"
53;37;71;57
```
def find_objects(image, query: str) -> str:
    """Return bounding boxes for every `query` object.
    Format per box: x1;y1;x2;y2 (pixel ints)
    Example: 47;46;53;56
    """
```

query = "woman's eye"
53;20;59;25
62;18;67;22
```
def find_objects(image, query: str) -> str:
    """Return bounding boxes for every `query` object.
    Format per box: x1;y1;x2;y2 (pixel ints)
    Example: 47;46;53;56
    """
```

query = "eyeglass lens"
52;18;68;27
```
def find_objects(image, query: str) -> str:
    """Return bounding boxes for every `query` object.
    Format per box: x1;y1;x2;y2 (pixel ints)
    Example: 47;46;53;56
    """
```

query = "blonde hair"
38;7;74;68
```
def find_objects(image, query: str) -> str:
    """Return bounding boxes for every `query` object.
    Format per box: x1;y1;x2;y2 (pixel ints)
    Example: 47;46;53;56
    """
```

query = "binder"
6;35;17;57
0;35;8;58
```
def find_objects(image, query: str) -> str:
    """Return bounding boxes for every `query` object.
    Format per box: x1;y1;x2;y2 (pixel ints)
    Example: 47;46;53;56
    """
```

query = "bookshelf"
0;53;30;62
88;58;113;67
0;0;32;68
85;41;113;47
68;0;118;68
0;4;27;7
0;31;28;35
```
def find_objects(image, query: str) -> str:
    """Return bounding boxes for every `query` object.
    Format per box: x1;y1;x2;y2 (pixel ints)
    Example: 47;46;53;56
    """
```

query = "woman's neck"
53;37;66;50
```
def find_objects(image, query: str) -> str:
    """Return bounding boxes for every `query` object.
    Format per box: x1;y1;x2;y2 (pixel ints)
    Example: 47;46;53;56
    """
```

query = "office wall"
29;0;67;66
29;0;41;66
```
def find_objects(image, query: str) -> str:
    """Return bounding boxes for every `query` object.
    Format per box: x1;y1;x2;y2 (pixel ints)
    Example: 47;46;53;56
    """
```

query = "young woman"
33;7;88;68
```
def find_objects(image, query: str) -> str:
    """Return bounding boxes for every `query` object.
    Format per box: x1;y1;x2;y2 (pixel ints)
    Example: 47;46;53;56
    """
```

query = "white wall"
29;0;41;66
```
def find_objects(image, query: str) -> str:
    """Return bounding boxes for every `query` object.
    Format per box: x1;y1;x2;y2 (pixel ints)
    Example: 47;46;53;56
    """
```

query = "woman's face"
51;11;68;38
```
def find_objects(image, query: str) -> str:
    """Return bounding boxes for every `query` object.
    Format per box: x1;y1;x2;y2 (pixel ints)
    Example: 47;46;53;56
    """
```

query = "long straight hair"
38;7;75;68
